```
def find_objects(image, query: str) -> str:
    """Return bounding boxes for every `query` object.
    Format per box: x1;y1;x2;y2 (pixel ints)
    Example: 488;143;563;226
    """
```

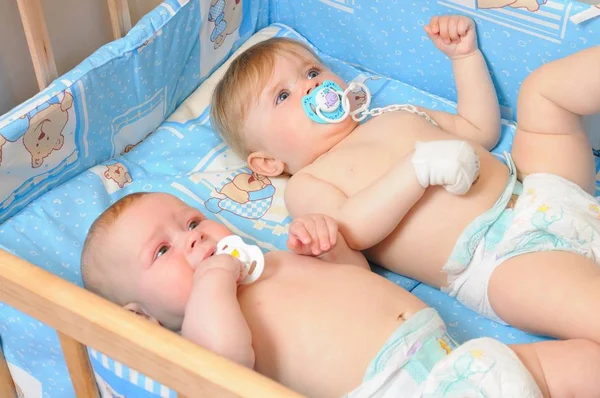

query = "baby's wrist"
450;48;481;61
193;265;240;287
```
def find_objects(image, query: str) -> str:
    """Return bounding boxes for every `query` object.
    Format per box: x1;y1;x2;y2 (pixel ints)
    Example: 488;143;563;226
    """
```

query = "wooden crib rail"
107;0;133;41
6;2;302;396
0;249;304;398
16;0;132;92
16;0;59;91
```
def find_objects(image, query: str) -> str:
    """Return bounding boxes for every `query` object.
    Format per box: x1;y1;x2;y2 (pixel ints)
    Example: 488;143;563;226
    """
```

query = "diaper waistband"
443;152;519;274
498;152;522;201
363;308;456;382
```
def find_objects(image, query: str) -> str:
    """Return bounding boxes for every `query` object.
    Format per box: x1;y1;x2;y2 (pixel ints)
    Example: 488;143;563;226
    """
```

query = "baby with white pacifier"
81;191;600;398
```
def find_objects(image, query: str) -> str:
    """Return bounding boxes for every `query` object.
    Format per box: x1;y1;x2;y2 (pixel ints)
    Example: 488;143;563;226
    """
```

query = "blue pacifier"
302;80;348;124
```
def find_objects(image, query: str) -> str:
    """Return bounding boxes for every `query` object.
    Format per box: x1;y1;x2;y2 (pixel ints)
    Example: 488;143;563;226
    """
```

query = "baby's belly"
368;150;510;287
238;253;428;398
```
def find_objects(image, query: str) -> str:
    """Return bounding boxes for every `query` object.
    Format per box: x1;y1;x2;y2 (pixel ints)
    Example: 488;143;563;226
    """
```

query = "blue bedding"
1;0;599;396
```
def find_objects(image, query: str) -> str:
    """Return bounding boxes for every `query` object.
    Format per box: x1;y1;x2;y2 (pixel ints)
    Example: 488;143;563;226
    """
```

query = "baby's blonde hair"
210;37;321;158
81;192;149;305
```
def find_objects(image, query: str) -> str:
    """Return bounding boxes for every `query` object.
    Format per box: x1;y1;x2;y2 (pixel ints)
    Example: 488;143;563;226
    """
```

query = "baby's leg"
512;45;600;194
510;339;600;397
488;251;600;344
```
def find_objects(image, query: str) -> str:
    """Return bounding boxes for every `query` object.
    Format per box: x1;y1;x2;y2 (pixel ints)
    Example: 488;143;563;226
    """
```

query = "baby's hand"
192;254;245;284
411;140;480;195
425;15;478;60
287;214;338;257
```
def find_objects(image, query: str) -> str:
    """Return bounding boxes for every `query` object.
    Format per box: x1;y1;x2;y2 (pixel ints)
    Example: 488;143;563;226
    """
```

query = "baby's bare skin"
239;251;426;397
86;193;600;397
300;111;509;287
245;16;505;289
239;11;600;353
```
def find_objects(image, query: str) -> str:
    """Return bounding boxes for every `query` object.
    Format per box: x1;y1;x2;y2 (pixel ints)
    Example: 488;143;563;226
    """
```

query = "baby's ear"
123;302;160;325
247;151;285;177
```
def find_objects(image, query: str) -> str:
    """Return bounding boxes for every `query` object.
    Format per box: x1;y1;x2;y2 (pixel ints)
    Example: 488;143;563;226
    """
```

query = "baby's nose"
306;81;320;95
187;230;205;250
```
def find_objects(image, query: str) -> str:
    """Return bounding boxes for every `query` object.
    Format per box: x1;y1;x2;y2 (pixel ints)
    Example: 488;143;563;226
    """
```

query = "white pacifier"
215;235;265;285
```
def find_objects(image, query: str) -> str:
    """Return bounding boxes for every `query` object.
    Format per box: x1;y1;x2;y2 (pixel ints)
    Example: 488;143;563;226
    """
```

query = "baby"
81;191;600;397
211;15;600;343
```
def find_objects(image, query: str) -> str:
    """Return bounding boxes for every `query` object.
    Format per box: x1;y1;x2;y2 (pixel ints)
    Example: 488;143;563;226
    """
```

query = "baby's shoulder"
285;170;345;207
286;170;327;191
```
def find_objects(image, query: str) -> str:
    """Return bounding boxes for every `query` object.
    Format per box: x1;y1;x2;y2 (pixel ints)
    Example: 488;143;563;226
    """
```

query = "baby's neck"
289;121;359;174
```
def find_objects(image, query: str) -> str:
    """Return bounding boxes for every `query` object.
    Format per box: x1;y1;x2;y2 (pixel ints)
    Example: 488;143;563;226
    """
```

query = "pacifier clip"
301;80;438;126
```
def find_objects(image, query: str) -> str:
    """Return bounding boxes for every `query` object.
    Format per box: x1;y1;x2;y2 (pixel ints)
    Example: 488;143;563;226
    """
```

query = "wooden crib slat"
58;333;100;398
16;0;59;91
107;0;132;40
0;249;304;398
0;346;17;398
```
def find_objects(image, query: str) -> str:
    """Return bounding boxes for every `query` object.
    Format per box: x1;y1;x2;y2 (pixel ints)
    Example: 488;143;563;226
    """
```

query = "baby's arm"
286;141;479;251
286;152;424;251
181;255;255;369
424;15;501;150
287;214;370;269
510;339;600;397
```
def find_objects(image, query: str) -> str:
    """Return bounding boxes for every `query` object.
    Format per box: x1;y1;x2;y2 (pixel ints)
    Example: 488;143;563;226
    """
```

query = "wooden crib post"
58;333;100;398
16;0;59;91
0;249;304;398
0;345;17;398
107;0;132;40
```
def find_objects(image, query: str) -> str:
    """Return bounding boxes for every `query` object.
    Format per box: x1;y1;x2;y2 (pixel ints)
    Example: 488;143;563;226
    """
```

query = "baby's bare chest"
309;113;449;195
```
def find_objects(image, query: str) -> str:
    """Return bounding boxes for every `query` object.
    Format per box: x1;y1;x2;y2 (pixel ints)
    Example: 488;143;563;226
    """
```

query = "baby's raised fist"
425;15;478;59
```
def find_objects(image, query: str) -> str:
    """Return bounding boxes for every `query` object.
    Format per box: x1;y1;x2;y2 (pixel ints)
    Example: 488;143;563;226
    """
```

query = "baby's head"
210;37;358;176
81;192;232;330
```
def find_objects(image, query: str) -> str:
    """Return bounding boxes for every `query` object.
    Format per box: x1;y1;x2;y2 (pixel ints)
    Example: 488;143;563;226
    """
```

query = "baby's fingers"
289;221;311;245
287;234;301;251
301;220;322;255
424;25;440;45
457;17;469;37
315;217;332;252
448;16;459;41
438;17;451;44
428;16;440;34
325;217;338;248
424;24;433;37
287;227;314;256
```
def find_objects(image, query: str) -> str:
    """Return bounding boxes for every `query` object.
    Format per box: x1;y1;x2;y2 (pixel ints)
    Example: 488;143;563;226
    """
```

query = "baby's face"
244;50;358;173
106;193;232;327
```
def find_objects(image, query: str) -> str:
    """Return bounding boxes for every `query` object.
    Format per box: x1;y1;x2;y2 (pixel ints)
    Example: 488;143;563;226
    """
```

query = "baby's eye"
307;68;320;79
188;220;200;230
156;245;169;259
276;90;290;105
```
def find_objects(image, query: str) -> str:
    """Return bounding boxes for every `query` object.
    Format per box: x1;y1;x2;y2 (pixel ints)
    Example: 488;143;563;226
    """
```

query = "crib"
0;0;599;396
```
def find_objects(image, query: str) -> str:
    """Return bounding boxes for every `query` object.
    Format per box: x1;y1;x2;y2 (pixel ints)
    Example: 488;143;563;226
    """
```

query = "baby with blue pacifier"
81;191;600;397
212;13;600;359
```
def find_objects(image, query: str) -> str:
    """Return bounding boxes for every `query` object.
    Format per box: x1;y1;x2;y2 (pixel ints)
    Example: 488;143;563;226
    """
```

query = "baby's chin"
320;115;358;140
293;125;356;168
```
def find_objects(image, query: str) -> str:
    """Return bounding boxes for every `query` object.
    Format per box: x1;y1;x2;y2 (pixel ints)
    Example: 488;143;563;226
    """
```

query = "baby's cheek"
161;269;194;303
268;131;294;155
166;280;194;314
